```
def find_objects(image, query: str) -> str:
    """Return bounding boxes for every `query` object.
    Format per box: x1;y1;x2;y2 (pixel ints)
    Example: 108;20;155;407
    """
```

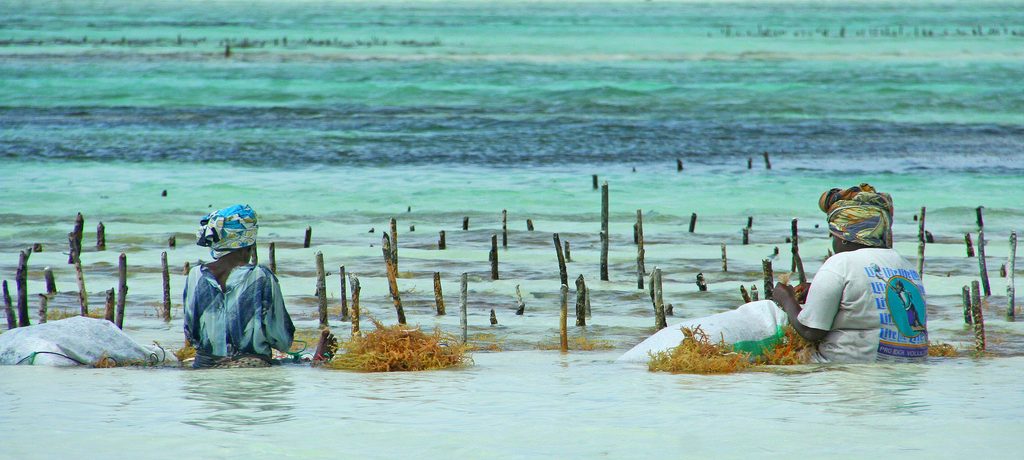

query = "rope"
16;351;88;366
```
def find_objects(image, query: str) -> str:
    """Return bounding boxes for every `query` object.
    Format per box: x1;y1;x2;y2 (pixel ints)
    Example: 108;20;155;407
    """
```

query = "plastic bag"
0;316;161;366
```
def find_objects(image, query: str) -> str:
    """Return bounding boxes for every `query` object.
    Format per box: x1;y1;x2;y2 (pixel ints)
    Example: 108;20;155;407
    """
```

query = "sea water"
1;1;1023;458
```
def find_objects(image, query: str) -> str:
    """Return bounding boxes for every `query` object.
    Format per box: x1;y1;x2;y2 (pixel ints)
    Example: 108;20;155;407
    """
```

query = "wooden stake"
338;266;349;321
69;212;84;264
564;241;571;263
696;273;708;292
116;252;127;329
1008;231;1017;321
168;235;177;248
489;234;499;280
575;274;587;327
965;233;975;257
438;231;447;250
600;181;609;281
268;242;277;274
970;281;985;353
303;226;312;248
917;207;927;242
44;266;56;295
585;281;591;318
751;285;759;301
96;222;106;251
501;209;508;248
559;283;568;352
32;243;42;253
763;151;772;169
74;259;88;316
677;158;683;172
637;210;646;289
527;219;534;231
16;250;29;327
3;281;15;329
37;294;47;324
592;174;598;190
315;252;328;328
747;216;753;229
740;284;751;303
917;236;926;280
961;285;972;325
349;274;360;337
747;157;753;169
976;206;984;229
721;243;728;272
515;285;525;315
433;272;445;316
978;230;991;296
553;233;568;286
689;213;697;233
653;268;666;330
161;252;171;322
489;308;497;325
463;216;469;230
460;273;468;343
389;218;398;271
742;227;749;245
381;235;406;324
762;259;774;299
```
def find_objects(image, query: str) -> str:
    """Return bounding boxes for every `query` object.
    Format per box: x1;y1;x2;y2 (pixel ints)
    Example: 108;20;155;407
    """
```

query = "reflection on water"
180;367;296;433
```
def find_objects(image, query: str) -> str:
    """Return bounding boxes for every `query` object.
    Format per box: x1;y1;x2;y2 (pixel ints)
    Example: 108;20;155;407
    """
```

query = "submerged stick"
438;231;446;250
637;210;646;289
463;216;469;231
917;207;926;278
742;227;750;245
16;250;29;327
303;226;312;248
389;218;398;271
696;273;708;292
762;259;774;299
315;252;328;328
489;234;499;280
433;272;445;316
763;151;772;170
553;233;568;286
3;281;15;329
69;212;84;264
600;181;609;281
978;230;991;296
1008;232;1017;321
349;274;361;337
169;235;177;249
965;233;975;257
653;268;667;330
515;285;526;315
96;222;106;251
44;266;56;295
490;309;498;326
116;252;127;329
37;294;48;324
970;281;985;352
75;259;88;316
339;266;349;321
161;252;171;322
751;285;759;301
740;284;752;303
527;219;534;231
560;284;569;352
721;243;728;272
747;216;753;229
677;158;683;172
689;213;697;233
747;157;753;169
268;242;277;274
564;241;572;263
381;235;406;325
962;285;972;325
575;274;587;327
460;273;468;343
976;206;985;229
501;209;508;248
592;174;598;190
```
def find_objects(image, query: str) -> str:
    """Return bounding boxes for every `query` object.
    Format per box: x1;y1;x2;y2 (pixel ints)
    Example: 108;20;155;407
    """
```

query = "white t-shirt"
798;248;928;363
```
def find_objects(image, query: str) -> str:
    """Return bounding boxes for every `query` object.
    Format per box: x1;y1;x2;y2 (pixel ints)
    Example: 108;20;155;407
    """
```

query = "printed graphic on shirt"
866;264;928;359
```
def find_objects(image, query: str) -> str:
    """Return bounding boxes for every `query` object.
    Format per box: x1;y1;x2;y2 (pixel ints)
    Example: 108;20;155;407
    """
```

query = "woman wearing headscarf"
182;204;294;368
773;184;929;362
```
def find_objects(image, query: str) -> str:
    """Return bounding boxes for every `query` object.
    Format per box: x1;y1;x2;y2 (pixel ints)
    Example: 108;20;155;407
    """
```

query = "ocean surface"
1;1;1023;458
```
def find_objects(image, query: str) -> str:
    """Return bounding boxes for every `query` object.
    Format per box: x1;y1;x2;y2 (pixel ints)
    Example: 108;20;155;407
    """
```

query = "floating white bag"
0;316;160;366
617;300;789;363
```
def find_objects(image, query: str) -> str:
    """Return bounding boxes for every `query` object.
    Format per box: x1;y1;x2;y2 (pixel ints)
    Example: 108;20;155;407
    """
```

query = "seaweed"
928;342;958;357
755;326;814;365
648;326;750;374
324;320;470;372
538;335;614;351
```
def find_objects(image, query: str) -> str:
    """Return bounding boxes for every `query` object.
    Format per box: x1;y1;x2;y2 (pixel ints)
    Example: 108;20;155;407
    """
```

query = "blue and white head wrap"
196;204;258;260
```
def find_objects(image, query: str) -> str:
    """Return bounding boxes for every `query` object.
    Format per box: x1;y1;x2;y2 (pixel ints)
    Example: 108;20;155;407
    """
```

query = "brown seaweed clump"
538;335;614;351
648;326;750;374
325;320;470;372
756;326;815;365
928;342;958;357
173;341;196;364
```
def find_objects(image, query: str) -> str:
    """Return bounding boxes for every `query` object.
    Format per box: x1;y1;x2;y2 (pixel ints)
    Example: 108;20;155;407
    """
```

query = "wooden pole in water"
169;235;177;249
553;233;568;286
970;281;985;353
16;250;29;327
433;272;445;316
303;226;312;248
592;174;598;190
37;294;47;324
96;222;106;251
268;242;276;274
917;207;927;243
527;219;534;231
962;285;972;325
751;285;759;301
965;233;975;257
115;252;127;329
69;212;84;264
978;230;991;296
463;216;469;230
44;267;56;295
381;235;406;325
559;283;569;352
747;157;753;169
501;209;508;248
689;213;697;233
747;216;753;229
389;218;398;271
742;227;750;245
653;268;667;330
763;152;772;170
564;241;572;262
762;259;774;299
489;234;499;280
740;285;752;303
575;274;587;327
338;266;349;321
720;243;728;272
3;281;15;329
438;231;446;250
677;159;683;172
489;309;497;326
976;206;985;229
460;273;468;343
1008;231;1017;321
515;284;526;315
315;252;328;328
637;210;646;289
161;252;171;322
349;274;361;337
74;259;88;316
635;209;643;245
600;181;609;281
696;273;708;292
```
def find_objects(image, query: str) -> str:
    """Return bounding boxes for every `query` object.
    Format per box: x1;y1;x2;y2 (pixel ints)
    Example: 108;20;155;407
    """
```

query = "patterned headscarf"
819;184;893;248
196;204;258;259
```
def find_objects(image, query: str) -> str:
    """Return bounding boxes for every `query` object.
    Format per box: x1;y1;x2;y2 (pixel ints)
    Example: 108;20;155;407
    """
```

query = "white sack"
0;316;160;366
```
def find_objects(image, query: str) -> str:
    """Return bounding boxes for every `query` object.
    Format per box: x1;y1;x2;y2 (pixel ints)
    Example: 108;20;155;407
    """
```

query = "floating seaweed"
324;320;470;372
928;342;958;357
538;335;613;351
648;326;750;374
755;326;814;365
